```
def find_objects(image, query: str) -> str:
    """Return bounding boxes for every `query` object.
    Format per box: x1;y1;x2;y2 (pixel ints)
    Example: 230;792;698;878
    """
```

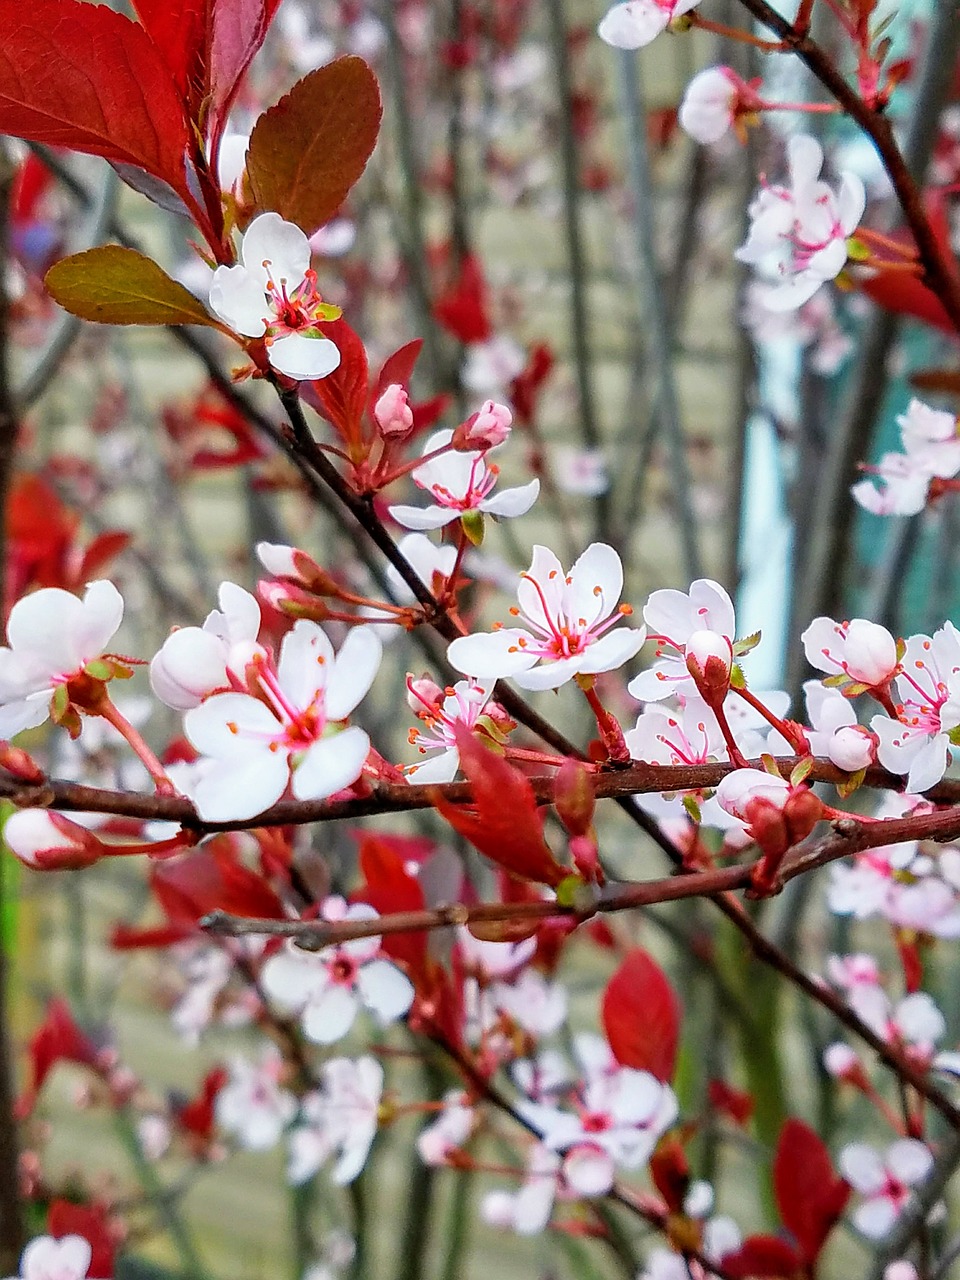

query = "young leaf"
431;725;566;887
246;57;382;234
207;0;285;152
773;1118;850;1265
0;0;191;196
356;835;428;979
45;246;223;329
601;947;681;1083
304;317;370;452
131;0;209;119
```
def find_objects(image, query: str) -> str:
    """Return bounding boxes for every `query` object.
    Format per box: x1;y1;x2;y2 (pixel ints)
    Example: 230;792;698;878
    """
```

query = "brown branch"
6;756;960;829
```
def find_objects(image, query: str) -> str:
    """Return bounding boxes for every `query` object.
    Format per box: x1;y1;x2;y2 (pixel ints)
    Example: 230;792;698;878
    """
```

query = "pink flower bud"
553;759;595;836
5;810;104;870
823;1041;860;1079
453;400;513;451
684;630;732;706
827;725;877;772
374;384;415;438
407;674;444;714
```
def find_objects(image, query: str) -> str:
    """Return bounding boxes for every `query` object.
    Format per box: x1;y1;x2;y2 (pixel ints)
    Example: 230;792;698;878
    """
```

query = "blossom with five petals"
839;1140;934;1239
403;675;497;782
852;399;960;515
801;616;899;691
0;580;124;737
287;1056;383;1185
629;578;736;703
215;1049;297;1151
388;428;539;531
209;212;341;380
736;135;865;311
260;899;414;1044
447;544;646;690
182;622;382;821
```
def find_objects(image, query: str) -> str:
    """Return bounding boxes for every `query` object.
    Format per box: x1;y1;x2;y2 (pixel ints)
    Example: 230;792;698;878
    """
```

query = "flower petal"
481;478;540;518
447;629;539;679
209;263;269;336
189;751;289;822
356;958;415;1022
327;627;382;720
387;503;458;531
292;726;370;800
301;983;359;1044
269;333;342;381
241;211;311;283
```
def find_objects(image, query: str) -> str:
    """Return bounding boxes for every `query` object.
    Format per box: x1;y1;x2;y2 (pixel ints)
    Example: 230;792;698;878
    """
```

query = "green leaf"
246;56;382;234
45;246;223;328
460;510;484;546
733;630;762;657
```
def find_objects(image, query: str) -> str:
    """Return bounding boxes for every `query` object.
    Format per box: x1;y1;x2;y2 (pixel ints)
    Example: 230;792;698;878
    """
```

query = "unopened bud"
570;833;603;885
0;742;44;784
5;810;104;871
406;674;444;714
452;400;513;451
553;758;595;836
827;725;877;772
783;786;823;844
843;619;899;686
743;797;789;861
374;384;415;438
257;580;331;623
823;1041;868;1086
256;541;340;594
684;630;732;707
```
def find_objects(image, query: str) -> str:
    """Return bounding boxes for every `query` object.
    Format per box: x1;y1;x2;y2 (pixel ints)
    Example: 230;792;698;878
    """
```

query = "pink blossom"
714;769;791;821
871;623;960;792
447;543;646;690
454;400;513;451
846;987;945;1060
260;899;413;1044
853;399;960;515
629;578;735;702
679;67;754;144
492;970;568;1038
215;1049;297;1151
388;428;539;531
852;452;935;516
839;1139;934;1238
416;1091;475;1166
0;581;124;737
403;676;497;782
182;622;381;821
736;135;865;310
209;213;341;381
598;0;701;49
287;1056;383;1185
802;682;877;771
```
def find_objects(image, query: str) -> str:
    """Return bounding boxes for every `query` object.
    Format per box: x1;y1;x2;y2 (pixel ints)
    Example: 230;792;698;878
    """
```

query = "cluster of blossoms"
852;398;960;516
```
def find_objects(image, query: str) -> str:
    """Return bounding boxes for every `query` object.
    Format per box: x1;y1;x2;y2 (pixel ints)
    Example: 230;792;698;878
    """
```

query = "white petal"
839;1143;886;1194
405;748;461;783
301;984;359;1044
387;503;458;531
481;478;540;518
270;333;342;381
260;949;325;1010
209;263;268;336
356;959;415;1022
327;627;382;720
190;752;289;822
447;630;539;679
513;655;584;690
517;545;565;632
150;628;229;709
598;0;669;48
241;212;311;282
277;620;334;709
577;626;648;674
887;1138;933;1185
185;692;280;757
292;727;370;800
567;543;624;628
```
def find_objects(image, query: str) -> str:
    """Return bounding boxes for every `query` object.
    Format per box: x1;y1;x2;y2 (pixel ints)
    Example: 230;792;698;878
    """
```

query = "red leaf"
601;948;681;1083
176;1065;228;1141
0;0;192;198
356;834;428;978
371;339;423;405
434;254;491;342
19;998;102;1115
707;1077;754;1127
305;317;370;452
47;1200;116;1280
720;1235;801;1279
78;530;130;581
151;840;285;925
774;1118;851;1265
110;922;194;950
431;726;565;886
131;0;208;118
207;0;284;155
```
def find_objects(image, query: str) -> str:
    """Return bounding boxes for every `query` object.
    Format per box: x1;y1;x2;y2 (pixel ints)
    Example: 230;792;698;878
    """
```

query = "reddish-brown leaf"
0;0;192;196
306;317;370;451
356;834;428;978
601;947;681;1083
47;1201;116;1280
247;57;382;234
152;840;285;924
774;1118;850;1265
720;1235;800;1279
371;338;424;407
431;725;565;887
